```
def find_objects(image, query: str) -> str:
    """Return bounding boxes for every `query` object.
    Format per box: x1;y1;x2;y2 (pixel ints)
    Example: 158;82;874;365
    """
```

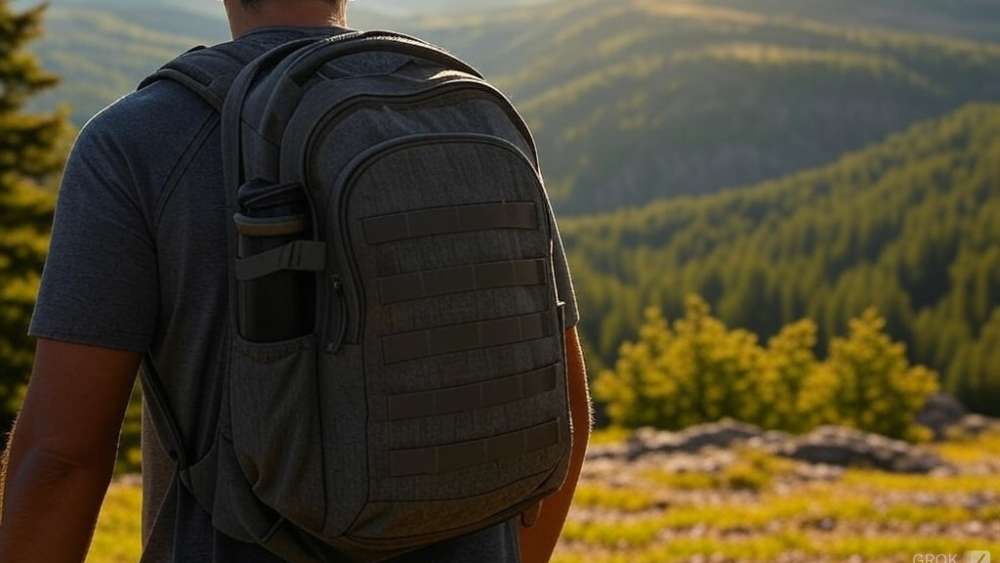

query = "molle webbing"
382;311;551;364
389;418;562;477
387;362;560;421
363;202;538;245
378;258;547;304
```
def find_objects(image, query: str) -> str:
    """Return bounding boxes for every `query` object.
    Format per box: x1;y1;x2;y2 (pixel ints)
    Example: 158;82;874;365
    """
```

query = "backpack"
138;30;573;562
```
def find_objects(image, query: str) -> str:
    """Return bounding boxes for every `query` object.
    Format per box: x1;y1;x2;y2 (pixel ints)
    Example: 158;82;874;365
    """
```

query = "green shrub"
595;296;938;439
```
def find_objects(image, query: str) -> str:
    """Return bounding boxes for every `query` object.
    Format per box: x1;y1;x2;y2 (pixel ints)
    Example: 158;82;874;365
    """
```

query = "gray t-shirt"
30;27;578;563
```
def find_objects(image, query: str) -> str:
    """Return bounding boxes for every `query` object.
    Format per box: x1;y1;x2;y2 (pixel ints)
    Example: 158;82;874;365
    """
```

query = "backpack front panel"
327;137;571;544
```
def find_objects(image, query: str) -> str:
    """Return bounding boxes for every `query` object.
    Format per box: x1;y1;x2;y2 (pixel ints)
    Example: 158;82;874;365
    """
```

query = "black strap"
139;355;192;489
363;202;539;245
378;258;547;304
234;240;327;281
387;362;560;421
135;43;263;498
389;418;562;477
382;311;551;364
138;42;258;112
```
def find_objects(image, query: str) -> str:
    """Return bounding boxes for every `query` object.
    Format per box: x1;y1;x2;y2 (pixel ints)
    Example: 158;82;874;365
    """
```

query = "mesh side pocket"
229;333;326;533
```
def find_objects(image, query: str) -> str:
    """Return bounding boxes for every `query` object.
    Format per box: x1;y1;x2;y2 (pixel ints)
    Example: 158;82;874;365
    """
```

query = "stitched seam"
153;112;220;236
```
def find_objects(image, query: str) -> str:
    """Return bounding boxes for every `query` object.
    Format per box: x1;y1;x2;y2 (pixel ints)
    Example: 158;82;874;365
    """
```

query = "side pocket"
229;333;326;534
234;180;319;343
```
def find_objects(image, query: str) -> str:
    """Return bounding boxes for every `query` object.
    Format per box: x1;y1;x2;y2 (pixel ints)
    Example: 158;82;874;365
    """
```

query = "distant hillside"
24;0;1000;215
25;2;390;123
29;5;224;122
414;0;1000;212
707;0;1000;44
562;103;1000;414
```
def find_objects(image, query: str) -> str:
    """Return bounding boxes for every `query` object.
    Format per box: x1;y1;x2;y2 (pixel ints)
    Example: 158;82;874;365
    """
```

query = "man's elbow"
10;437;117;484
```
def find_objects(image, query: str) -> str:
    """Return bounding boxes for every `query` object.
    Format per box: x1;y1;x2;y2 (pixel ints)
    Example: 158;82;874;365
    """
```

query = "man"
0;0;592;562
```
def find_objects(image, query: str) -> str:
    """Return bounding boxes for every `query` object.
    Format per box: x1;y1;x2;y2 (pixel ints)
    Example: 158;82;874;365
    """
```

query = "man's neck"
228;1;346;39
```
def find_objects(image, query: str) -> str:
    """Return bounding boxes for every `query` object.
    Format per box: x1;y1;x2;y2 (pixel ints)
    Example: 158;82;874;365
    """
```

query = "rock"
748;430;795;455
954;414;999;437
785;426;946;473
607;419;764;461
917;393;967;440
674;419;763;452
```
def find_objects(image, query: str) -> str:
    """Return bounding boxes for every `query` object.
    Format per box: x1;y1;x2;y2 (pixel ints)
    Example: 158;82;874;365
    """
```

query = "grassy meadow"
87;430;1000;563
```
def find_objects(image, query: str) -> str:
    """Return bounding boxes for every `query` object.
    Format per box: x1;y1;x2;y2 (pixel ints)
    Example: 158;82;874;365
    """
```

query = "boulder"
916;393;967;440
785;426;945;473
615;419;764;460
674;419;763;452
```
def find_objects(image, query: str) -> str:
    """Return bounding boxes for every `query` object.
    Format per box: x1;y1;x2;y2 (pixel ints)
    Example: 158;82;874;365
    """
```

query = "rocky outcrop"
586;419;764;461
779;426;943;473
586;419;954;473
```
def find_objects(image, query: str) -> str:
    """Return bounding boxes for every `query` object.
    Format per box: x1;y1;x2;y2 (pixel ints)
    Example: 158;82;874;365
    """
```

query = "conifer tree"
0;0;69;428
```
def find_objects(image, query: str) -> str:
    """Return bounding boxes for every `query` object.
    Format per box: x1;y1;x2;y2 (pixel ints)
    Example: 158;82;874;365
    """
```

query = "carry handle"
288;35;484;86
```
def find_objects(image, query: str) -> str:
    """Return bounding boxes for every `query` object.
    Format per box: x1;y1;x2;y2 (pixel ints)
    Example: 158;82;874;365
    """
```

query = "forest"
564;103;1000;415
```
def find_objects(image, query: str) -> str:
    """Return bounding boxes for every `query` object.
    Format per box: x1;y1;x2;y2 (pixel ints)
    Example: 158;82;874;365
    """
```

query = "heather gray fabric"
30;26;578;563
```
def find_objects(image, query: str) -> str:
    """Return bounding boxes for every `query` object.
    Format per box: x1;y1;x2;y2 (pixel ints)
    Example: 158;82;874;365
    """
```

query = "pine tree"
0;0;69;428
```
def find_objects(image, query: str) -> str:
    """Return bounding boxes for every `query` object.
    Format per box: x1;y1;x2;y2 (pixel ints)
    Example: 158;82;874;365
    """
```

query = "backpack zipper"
325;273;347;354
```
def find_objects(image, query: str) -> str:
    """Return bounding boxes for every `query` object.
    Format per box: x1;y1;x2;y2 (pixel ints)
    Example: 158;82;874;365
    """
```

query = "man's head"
224;0;348;38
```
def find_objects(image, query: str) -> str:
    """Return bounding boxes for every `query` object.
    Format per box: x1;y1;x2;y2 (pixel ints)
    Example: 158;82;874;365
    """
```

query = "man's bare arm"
0;339;140;563
518;326;592;563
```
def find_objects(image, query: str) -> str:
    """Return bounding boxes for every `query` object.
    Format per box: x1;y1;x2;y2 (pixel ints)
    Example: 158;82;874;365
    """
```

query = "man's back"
27;27;540;562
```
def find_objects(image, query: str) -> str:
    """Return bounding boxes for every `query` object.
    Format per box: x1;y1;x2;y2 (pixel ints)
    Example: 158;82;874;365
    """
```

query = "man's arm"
518;326;592;563
0;339;140;563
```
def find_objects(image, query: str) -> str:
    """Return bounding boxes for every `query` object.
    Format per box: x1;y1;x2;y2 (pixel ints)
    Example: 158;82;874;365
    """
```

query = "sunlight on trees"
595;297;938;440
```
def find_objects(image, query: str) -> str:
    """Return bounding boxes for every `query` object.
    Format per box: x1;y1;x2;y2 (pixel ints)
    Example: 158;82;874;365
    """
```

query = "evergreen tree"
824;309;939;440
0;0;69;428
596;301;938;440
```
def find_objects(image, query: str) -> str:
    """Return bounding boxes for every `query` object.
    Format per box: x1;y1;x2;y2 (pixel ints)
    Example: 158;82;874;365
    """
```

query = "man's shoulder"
75;78;217;163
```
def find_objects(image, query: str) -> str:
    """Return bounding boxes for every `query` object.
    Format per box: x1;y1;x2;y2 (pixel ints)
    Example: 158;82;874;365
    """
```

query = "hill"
22;2;390;124
562;102;1000;414
23;0;1000;214
706;0;1000;44
417;0;1000;212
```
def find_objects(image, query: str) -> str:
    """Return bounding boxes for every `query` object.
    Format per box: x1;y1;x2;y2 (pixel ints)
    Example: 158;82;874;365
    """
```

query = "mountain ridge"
561;101;1000;413
26;0;1000;215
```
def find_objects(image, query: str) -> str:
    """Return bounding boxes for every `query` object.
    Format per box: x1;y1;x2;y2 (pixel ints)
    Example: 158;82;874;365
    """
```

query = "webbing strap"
234;240;327;281
378;258;547;304
138;43;259;113
389;418;562;477
388;363;560;421
382;311;551;364
363;202;538;245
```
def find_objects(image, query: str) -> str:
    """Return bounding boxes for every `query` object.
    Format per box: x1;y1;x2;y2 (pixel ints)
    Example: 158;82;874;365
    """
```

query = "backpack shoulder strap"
138;42;261;112
134;41;261;495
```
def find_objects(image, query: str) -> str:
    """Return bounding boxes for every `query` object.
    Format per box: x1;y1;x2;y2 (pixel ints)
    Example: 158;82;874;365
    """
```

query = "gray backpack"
139;30;573;562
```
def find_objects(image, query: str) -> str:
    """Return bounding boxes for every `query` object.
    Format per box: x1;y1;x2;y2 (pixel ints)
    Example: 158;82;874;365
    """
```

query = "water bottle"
233;180;315;342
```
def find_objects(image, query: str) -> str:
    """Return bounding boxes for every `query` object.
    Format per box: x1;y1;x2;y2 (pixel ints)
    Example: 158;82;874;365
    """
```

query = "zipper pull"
326;274;346;354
